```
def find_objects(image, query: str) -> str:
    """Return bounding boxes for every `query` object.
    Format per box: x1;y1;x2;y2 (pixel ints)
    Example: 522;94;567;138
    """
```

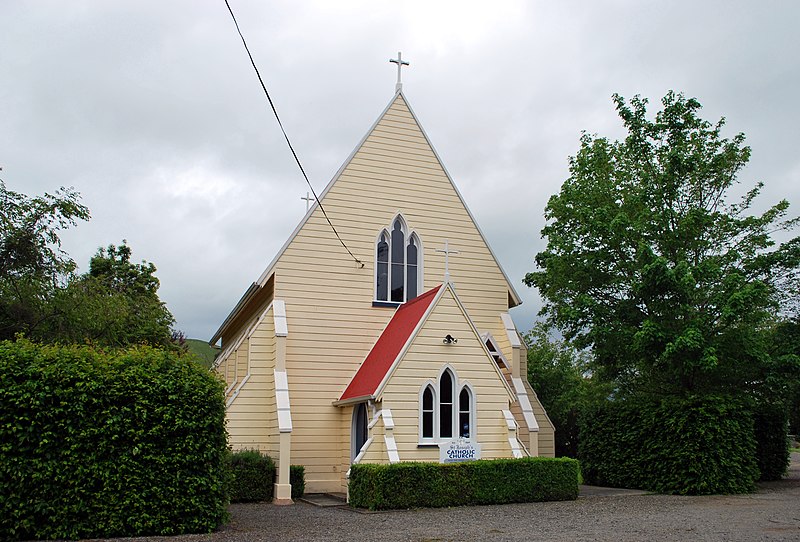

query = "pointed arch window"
406;236;418;300
374;215;422;304
439;369;454;439
351;402;369;462
376;233;389;301
421;385;435;440
419;368;475;444
459;387;472;439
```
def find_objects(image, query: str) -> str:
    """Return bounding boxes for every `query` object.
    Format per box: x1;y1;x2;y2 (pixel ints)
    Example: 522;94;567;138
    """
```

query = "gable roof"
337;285;441;404
335;282;515;406
211;89;523;345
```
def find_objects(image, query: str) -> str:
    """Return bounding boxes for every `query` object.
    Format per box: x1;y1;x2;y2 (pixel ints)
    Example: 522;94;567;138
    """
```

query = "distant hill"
185;338;218;369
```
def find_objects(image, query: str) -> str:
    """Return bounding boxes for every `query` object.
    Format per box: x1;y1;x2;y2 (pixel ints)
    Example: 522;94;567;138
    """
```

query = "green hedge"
579;395;759;495
753;403;790;481
228;449;305;502
0;339;229;540
228;450;275;502
290;465;305;500
348;457;579;510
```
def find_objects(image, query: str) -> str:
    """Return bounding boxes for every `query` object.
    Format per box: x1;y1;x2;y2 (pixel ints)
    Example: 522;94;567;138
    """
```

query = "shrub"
753;403;790;481
290;465;306;499
0;339;229;540
227;450;305;502
228;450;275;503
348;457;579;511
579;395;759;495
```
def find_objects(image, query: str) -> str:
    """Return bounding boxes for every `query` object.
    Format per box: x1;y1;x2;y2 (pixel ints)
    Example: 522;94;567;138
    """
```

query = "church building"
211;61;554;501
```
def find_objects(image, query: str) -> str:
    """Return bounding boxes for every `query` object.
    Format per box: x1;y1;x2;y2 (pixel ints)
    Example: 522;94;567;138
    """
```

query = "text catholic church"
211;56;554;501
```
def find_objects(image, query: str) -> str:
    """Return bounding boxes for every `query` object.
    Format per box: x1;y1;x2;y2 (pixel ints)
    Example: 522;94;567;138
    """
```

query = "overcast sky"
2;1;798;342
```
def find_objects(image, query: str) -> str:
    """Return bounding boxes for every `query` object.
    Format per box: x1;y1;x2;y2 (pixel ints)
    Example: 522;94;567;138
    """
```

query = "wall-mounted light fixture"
443;334;458;345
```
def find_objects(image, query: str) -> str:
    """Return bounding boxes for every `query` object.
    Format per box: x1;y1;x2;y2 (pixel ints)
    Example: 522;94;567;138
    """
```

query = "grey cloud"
2;0;797;340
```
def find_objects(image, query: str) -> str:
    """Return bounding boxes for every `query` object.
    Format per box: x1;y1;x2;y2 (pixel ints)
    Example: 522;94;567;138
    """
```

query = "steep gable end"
213;90;521;346
336;282;513;407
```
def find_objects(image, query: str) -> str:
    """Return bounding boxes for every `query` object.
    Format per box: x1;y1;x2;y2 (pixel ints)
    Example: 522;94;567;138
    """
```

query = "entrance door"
351;403;368;462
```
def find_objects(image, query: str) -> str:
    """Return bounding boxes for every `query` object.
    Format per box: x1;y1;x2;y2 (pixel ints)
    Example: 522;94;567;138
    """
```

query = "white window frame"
418;366;476;444
418;381;437;443
351;402;369;463
373;213;423;304
438;367;456;440
457;381;476;440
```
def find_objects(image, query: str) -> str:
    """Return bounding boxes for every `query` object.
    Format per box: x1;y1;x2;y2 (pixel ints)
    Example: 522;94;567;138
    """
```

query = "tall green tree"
525;91;799;398
0;181;89;339
48;242;176;348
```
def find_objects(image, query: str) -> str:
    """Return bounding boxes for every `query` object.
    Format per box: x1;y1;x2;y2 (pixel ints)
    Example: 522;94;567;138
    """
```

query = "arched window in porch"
351;402;369;462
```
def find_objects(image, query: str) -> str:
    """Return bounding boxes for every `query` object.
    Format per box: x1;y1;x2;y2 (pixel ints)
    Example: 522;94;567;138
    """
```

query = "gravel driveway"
102;453;800;542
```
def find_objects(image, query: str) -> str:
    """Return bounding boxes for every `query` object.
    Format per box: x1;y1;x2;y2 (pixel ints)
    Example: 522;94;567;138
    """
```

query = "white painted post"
273;300;293;504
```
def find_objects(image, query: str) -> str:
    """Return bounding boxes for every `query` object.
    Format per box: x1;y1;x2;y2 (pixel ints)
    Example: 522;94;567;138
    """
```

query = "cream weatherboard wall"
273;94;521;491
216;303;279;459
374;286;516;462
525;379;554;456
215;90;554;494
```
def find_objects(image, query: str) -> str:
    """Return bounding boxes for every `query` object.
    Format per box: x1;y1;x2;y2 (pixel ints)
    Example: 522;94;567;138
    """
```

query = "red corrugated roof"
339;285;441;402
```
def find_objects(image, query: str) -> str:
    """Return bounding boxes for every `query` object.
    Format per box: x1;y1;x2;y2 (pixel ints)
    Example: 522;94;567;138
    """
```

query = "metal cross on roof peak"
389;52;409;92
301;191;314;212
435;240;459;282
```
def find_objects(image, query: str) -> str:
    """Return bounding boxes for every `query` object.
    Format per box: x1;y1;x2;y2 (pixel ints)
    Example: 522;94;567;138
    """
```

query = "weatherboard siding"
218;306;279;457
218;93;549;492
268;95;519;490
380;289;513;460
525;379;555;457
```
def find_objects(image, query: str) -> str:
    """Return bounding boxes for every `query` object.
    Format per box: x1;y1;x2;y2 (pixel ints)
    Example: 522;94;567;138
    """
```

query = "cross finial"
389;52;409;92
435;240;460;282
301;191;314;212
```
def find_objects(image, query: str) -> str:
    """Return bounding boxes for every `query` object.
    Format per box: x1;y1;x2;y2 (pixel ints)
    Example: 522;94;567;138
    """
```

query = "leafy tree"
85;242;175;347
0;181;89;339
525;322;609;457
0;180;177;348
525;91;800;399
47;242;176;348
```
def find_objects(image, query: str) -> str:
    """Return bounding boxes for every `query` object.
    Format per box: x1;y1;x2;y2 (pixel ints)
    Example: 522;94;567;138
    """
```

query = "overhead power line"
222;0;364;268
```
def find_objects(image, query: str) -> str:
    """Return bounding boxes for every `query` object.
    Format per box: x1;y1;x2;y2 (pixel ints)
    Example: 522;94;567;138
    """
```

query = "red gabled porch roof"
338;285;441;403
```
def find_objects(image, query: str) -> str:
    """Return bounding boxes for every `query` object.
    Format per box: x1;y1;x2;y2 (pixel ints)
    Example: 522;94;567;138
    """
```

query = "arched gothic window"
419;368;475;443
407;236;418;300
439;369;454;439
376;233;389;301
458;387;472;439
421;385;435;440
351;402;369;462
375;216;422;303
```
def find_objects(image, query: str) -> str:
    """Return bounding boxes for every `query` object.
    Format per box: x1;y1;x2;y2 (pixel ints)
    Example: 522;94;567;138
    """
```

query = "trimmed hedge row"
753;403;790;481
348;457;579;510
228;449;305;502
0;340;229;540
290;464;306;499
229;450;275;502
579;396;761;495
